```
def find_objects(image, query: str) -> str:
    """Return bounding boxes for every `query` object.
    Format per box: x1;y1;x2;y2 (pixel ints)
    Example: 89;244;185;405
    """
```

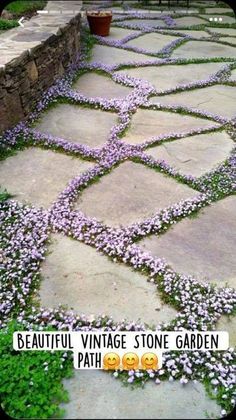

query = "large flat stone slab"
205;8;232;14
107;27;141;41
164;29;211;39
140;196;236;287
0;148;93;208
219;36;236;46
61;371;221;419
216;315;236;348
76;161;197;227
35;104;118;148
173;16;207;26
116;62;227;93
144;131;234;177
122;109;219;145
171;40;236;58
229;68;236;81
149;85;236;119
90;44;158;66
207;27;236;36
125;32;180;53
72;72;132;99
201;15;235;24
120;19;166;29
40;234;176;324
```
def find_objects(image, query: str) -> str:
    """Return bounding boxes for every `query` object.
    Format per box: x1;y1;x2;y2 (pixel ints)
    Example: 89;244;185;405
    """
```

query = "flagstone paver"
122;109;219;145
90;44;159;65
116;62;227;92
119;19;167;29
205;8;232;14
219;36;236;46
140;196;236;287
60;370;221;419
150;85;236;119
125;32;180;53
75;161;197;227
0;148;94;208
106;27;141;41
164;29;211;39
144;131;234;177
40;234;177;324
171;40;236;58
72;72;132;99
229;68;236;81
207;27;236;36
200;15;235;24
35;104;118;148
173;16;207;26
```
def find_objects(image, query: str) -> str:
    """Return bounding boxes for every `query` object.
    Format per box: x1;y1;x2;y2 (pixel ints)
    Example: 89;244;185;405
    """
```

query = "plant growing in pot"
87;10;112;37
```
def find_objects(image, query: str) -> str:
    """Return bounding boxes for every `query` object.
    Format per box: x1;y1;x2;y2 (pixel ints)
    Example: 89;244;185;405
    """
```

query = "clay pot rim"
86;11;112;17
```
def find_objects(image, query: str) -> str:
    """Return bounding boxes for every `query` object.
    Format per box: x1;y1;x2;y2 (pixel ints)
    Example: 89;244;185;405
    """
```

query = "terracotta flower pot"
87;11;112;37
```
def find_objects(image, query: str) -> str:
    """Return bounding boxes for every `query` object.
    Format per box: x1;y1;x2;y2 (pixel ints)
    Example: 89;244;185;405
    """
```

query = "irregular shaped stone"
122;109;219;145
125;32;180;53
205;8;232;14
229;68;236;81
201;15;235;23
90;44;159;66
149;85;236;119
164;29;211;39
140;196;236;287
207;27;236;36
116;62;227;92
216;315;236;348
144;131;234;177
76;161;197;227
121;18;167;29
219;36;236;46
72;72;132;99
171;40;236;59
61;371;221;419
174;16;207;26
0;148;93;208
107;26;140;41
35;104;118;148
40;234;176;324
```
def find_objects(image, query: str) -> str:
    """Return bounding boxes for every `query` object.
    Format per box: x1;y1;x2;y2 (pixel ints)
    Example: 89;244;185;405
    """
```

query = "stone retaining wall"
0;1;82;134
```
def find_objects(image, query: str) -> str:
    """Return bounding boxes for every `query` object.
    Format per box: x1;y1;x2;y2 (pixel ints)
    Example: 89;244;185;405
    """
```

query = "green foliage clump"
0;18;19;30
5;1;46;16
0;322;74;419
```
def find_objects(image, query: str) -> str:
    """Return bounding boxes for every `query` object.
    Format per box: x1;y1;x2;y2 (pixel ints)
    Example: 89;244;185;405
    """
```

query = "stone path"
1;1;236;419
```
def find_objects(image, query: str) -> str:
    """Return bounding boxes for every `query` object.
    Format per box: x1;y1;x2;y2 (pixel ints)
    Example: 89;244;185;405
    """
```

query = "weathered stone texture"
0;13;81;134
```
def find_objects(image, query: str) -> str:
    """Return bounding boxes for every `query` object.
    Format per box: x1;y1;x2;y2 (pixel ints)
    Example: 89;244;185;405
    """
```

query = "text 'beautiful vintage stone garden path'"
0;0;236;418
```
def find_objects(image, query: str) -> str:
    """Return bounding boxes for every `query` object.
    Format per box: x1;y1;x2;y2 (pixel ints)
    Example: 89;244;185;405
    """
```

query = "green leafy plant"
0;188;12;202
0;321;74;419
5;1;46;16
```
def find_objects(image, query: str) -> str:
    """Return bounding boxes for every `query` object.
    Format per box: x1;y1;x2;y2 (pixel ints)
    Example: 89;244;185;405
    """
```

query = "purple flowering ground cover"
0;1;236;418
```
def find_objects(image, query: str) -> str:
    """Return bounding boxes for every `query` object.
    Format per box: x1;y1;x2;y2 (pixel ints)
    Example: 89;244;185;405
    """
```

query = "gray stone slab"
35;104;118;148
201;15;235;23
107;27;140;41
125;32;180;53
220;36;236;45
229;68;236;81
90;44;159;65
40;234;176;324
149;85;236;119
205;8;232;14
171;40;236;58
0;148;93;208
144;131;234;177
61;371;221;419
72;72;132;99
76;161;197;227
140;196;236;287
216;315;236;348
120;18;166;29
164;30;211;39
173;16;207;26
116;62;227;93
122;109;219;145
207;27;236;36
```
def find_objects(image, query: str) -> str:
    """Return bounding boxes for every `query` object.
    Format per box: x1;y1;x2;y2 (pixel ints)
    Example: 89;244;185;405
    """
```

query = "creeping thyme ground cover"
0;3;236;418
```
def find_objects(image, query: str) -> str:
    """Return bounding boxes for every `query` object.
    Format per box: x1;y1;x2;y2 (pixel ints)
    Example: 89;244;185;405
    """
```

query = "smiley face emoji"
141;352;158;370
103;353;120;370
122;352;139;370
